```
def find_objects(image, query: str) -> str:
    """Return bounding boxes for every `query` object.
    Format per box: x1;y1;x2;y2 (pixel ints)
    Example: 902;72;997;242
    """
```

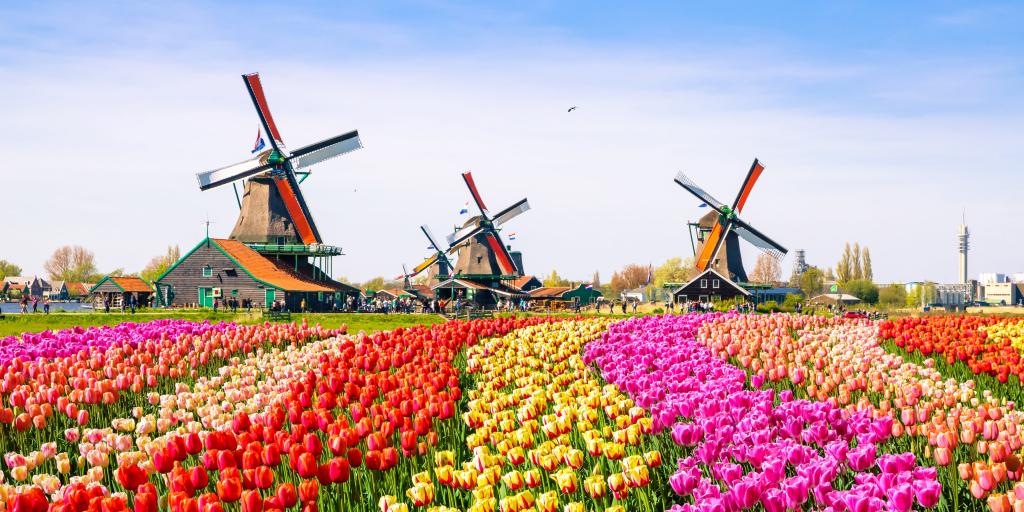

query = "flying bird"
567;106;577;112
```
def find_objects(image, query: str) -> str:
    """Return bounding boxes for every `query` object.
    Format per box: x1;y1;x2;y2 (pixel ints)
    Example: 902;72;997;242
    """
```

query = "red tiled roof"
511;275;537;290
212;239;336;292
66;282;91;296
111;276;153;293
410;284;435;299
529;286;571;298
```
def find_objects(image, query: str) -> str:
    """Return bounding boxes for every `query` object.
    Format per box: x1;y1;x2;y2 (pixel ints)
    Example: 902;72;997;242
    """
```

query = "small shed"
621;288;646;303
406;284;435;301
808;293;862;306
90;276;155;309
528;286;573;311
562;284;603;306
67;282;92;299
673;269;750;304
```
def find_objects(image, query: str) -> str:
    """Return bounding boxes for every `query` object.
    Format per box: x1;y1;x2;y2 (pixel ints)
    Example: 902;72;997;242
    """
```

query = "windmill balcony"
245;242;343;257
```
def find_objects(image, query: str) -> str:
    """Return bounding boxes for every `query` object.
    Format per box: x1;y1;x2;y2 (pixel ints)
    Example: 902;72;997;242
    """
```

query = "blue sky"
1;1;1021;283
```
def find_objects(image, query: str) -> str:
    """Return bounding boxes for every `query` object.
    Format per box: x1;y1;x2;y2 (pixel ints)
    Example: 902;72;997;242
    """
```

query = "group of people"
102;294;146;314
213;297;252;313
496;298;530;312
593;299;639;314
17;295;50;314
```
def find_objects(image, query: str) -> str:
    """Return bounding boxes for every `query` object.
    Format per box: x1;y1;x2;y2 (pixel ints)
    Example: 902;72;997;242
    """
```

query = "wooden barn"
563;284;603;306
672;268;749;304
155;238;359;311
90;276;155;309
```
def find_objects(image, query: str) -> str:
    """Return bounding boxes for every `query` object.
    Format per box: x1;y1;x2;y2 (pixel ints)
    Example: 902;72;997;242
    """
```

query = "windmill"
196;72;362;247
407;225;454;282
445;171;530;277
395;264;413;289
674;159;787;283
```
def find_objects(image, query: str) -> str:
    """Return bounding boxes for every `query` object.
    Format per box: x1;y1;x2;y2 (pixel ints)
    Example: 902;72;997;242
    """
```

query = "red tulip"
298;480;318;503
276;483;298;509
262;444;281;467
240;491;263;512
189;466;209;491
346;447;362;468
254;466;274;490
382;447;398;469
153;448;175;474
216;478;242;503
329;457;350;484
296;452;317;479
116;463;149;492
184;433;203;455
134;493;157;512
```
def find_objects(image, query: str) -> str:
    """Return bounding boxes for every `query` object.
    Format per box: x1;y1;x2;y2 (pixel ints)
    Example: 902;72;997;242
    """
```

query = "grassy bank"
0;310;446;337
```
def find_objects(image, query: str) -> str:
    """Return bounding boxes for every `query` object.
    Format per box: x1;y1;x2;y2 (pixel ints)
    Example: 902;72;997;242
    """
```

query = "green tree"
782;293;802;311
543;270;569;287
851;242;862;280
362;277;386;291
844;279;879;304
139;245;181;283
906;282;937;307
799;267;824;297
836;243;853;283
0;260;21;281
45;245;98;283
878;283;906;306
862;247;873;282
653;257;694;288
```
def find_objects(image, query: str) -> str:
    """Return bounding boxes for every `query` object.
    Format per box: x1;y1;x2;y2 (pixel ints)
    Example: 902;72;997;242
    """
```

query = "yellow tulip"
435;451;455;467
379;495;398;512
583;474;607;498
535;491;558;512
473;484;495;501
550;468;578;494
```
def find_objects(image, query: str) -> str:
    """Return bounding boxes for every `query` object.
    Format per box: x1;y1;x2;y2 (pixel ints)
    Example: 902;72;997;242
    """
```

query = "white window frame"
202;266;213;278
713;279;720;289
701;279;708;289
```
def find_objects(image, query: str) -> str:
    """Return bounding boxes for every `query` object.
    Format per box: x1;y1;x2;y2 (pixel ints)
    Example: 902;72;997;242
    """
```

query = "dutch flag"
459;202;469;215
508;232;517;241
251;128;266;154
585;283;593;289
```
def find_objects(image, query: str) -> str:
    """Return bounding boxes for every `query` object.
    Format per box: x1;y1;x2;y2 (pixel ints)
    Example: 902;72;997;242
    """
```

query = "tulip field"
4;313;1024;512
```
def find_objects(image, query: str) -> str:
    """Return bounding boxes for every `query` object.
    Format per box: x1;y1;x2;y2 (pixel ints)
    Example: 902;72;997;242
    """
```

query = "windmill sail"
674;171;729;214
197;156;275;191
492;199;530;227
290;130;363;170
732;159;765;212
732;219;787;260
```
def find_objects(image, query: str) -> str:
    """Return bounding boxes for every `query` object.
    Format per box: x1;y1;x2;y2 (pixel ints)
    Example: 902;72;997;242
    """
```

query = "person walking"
31;296;38;313
43;297;50;314
213;297;219;313
104;296;111;314
19;295;28;314
631;301;638;314
129;295;136;314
